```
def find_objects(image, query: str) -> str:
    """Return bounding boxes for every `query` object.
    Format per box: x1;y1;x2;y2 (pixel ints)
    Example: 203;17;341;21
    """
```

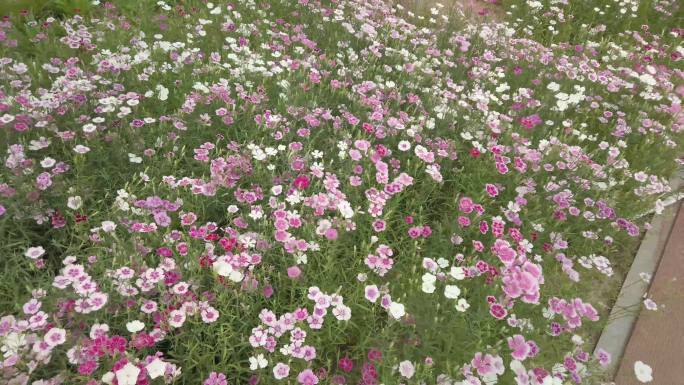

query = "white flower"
444;285;461;299
126;320;145;333
398;140;411;151
337;201;354;219
2;332;26;357
212;256;243;282
422;273;436;284
249;354;268;370
398;360;415;378
146;358;166;379
116;362;141;385
455;298;470;312
333;305;352;321
389;302;405;319
643;298;658;311
25;246;46;259
74;145;90;154
437;258;450;268
128;153;142;163
421;282;436;294
213;259;233;276
101;372;115;385
541;375;563;385
101;221;117;233
634;361;653;383
227;269;244;282
157;85;169;101
449;266;465;280
40;157;56;168
571;335;584;345
67;196;83;210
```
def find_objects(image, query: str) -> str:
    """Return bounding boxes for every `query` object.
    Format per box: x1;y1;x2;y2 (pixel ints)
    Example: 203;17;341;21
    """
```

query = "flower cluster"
0;0;681;384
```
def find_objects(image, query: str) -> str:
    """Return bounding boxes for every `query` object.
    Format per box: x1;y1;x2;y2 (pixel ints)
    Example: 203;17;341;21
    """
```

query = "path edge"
593;168;683;378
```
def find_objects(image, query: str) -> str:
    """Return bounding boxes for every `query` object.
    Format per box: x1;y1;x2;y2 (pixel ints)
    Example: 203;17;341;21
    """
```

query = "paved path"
614;200;684;385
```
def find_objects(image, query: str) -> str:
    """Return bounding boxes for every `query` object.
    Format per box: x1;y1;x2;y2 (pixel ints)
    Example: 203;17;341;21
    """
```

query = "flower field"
0;0;682;384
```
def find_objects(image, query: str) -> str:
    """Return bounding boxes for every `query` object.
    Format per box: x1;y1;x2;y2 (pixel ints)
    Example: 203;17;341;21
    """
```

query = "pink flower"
287;266;302;279
459;197;474;213
297;369;319;385
273;363;290;380
594;348;612;367
44;327;66;346
24;246;45;259
204;372;228;385
263;285;274;298
398;360;415;378
372;219;386;232
507;334;531;360
365;285;380;302
201;306;219;323
324;228;338;240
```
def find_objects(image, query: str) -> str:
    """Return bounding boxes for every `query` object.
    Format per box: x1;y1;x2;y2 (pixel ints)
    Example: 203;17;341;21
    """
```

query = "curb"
593;169;683;378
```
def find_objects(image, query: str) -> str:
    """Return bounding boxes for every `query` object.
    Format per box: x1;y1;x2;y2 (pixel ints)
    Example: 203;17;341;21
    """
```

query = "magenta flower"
293;175;310;190
490;303;508;320
338;357;354;372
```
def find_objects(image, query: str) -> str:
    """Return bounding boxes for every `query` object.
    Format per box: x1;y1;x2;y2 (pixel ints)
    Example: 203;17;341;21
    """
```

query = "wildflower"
115;362;140;385
594;348;612;367
338;357;353;372
365;285;380;302
398;360;415;378
389;302;406;319
44;327;66;346
297;369;319;385
643;298;658;311
444;285;461;299
634;361;653;383
449;266;466;280
125;320;144;333
507;335;531;360
146;358;167;379
168;310;186;328
67;196;83;210
490;303;507;319
249;354;268;370
455;298;470;312
293;175;310;190
204;372;228;385
25;246;46;259
273;363;290;380
201;306;219;323
287;266;302;279
101;221;117;232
